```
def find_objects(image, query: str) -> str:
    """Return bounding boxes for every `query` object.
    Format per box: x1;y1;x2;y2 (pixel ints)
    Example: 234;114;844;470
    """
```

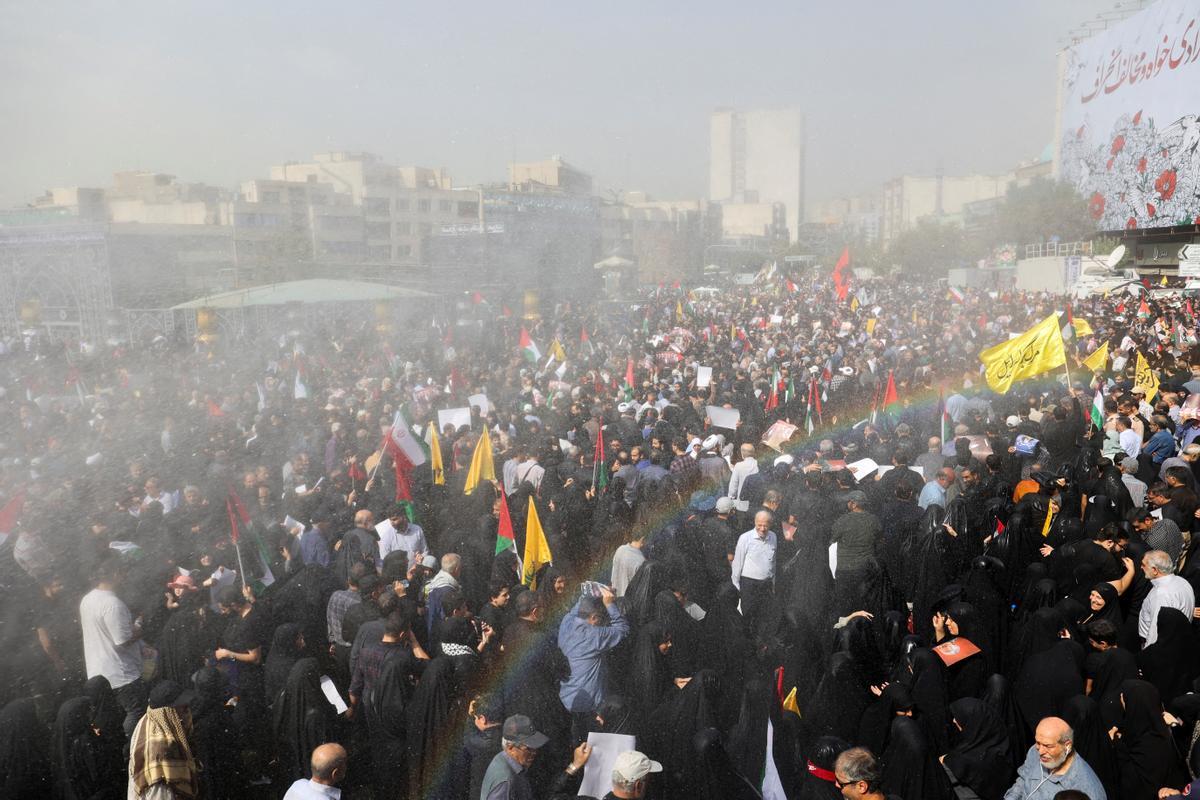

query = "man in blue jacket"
557;585;629;743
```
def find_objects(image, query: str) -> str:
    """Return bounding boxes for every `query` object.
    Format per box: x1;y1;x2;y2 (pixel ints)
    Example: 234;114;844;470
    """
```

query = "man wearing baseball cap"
479;714;592;799
603;750;662;799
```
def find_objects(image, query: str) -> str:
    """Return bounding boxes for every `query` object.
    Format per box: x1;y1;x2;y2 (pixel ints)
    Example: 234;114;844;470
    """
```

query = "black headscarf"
405;656;458;799
1139;607;1200;703
190;666;241;800
271;657;334;784
264;622;305;705
726;678;771;786
155;597;209;686
880;715;952;800
1062;694;1118;800
366;651;418;793
801;652;870;751
1088;646;1140;729
943;697;1015;800
82;676;125;778
1075;581;1122;628
594;695;638;737
1115;679;1184;800
901;646;951;755
646;669;721;799
688;726;763;800
0;698;51;798
627;621;673;712
796;735;848;800
1013;608;1084;736
981;673;1028;763
52;696;120;800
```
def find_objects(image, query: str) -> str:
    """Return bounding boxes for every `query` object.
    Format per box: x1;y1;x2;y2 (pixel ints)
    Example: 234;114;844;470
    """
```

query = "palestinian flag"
1091;388;1104;431
519;327;541;363
624;358;635;402
592;424;609;491
495;490;522;579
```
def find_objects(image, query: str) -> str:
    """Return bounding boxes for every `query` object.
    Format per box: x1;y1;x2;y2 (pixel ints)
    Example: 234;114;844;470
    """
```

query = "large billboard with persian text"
1058;0;1200;230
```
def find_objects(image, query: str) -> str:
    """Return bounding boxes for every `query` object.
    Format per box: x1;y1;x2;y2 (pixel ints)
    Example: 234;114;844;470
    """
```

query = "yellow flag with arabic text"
1135;351;1160;404
978;313;1066;394
523;500;553;587
1081;341;1108;373
462;427;495;495
427;422;445;486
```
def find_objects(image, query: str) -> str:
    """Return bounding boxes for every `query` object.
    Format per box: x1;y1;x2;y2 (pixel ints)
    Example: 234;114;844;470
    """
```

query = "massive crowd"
3;272;1200;800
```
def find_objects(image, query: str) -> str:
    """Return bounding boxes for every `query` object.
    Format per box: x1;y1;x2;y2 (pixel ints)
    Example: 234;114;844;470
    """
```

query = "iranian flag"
764;366;781;412
519;327;541;363
1091;388;1105;430
384;409;426;503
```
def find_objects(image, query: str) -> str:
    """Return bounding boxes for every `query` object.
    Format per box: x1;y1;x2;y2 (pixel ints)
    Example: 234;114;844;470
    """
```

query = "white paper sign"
696;365;713;388
319;675;349;714
847;458;879;481
467;393;490;416
578;732;637;798
706;405;741;430
437;407;471;433
828;543;838;578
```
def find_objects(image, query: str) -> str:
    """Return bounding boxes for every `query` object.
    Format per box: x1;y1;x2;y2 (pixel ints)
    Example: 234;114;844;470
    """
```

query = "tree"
887;218;967;275
985;178;1094;249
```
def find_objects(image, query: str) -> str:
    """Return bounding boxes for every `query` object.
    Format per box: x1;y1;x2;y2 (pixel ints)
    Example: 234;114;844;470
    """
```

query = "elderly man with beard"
1003;716;1106;799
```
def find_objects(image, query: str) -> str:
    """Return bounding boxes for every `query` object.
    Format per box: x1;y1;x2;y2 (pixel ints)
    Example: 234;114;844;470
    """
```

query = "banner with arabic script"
1058;0;1200;230
979;313;1066;394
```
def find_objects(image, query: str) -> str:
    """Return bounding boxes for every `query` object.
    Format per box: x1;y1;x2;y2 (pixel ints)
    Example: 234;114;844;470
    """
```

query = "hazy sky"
0;0;1116;210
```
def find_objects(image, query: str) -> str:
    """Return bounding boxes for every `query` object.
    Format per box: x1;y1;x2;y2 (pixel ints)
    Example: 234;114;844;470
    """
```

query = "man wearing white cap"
603;751;662;799
697;434;731;489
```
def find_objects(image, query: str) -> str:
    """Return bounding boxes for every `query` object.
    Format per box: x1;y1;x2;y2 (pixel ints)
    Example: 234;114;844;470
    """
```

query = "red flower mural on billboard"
1088;192;1106;220
1111;135;1126;154
1155;170;1177;201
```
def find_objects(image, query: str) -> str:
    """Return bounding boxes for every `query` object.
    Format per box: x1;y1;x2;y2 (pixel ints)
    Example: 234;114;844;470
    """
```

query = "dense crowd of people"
4;272;1200;799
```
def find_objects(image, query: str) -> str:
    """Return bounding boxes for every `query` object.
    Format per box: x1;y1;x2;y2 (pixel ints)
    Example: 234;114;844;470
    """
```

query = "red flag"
206;398;224;417
625;358;635;389
671;279;681;290
580;326;589;343
1066;303;1074;324
471;291;484;305
0;490;26;534
785;278;798;293
501;305;513;318
882;370;898;409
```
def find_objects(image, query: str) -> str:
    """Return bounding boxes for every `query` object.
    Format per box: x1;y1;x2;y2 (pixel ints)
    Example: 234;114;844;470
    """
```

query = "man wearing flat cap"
479;714;592;800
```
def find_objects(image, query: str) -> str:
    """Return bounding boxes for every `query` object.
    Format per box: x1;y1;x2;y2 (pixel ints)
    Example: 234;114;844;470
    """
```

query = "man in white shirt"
283;743;347;799
1116;416;1141;461
512;453;545;492
731;510;776;631
79;558;146;737
1138;549;1196;647
1120;457;1147;508
727;444;759;511
610;531;647;597
376;506;429;569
